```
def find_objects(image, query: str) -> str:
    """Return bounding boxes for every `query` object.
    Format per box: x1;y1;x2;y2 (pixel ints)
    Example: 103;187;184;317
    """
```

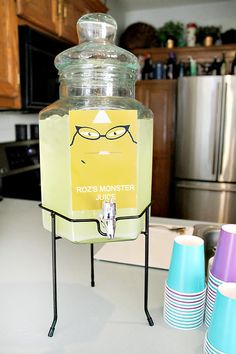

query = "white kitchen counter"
0;198;206;354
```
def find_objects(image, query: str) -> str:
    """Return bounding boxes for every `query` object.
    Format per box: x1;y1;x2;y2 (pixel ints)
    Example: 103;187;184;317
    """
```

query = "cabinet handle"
212;82;221;175
63;4;68;19
219;82;227;175
57;0;63;16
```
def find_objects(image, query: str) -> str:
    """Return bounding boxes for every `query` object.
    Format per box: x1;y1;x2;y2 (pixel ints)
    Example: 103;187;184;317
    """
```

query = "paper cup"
164;305;204;318
211;224;236;282
167;235;205;293
165;292;206;307
204;337;225;354
164;302;205;317
165;283;206;300
207;283;236;353
164;312;203;330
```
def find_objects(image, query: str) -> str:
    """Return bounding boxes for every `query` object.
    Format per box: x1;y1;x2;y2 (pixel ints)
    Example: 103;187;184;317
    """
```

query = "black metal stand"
40;203;154;337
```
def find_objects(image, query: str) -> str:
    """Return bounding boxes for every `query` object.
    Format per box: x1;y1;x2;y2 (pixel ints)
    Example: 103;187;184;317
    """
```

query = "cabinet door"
58;0;108;44
0;0;21;109
136;80;176;217
58;0;84;43
16;0;58;34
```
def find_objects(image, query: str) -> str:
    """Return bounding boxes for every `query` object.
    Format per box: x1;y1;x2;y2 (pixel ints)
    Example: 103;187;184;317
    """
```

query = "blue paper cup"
208;283;236;353
164;306;204;320
167;235;205;293
164;311;203;330
204;334;225;354
165;282;206;299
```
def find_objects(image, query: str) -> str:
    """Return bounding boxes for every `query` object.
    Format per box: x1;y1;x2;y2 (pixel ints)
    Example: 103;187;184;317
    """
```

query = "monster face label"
69;110;138;211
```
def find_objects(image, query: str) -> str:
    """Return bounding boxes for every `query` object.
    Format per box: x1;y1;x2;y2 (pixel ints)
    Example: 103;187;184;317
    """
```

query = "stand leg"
48;212;58;337
90;243;95;287
144;208;154;326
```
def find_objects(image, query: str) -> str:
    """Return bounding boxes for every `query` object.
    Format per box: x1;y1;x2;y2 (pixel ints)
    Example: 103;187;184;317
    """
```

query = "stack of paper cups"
204;283;236;353
164;235;206;330
205;224;236;327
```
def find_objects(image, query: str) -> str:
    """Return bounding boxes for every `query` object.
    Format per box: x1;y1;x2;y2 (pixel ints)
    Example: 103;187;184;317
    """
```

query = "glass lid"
54;13;139;77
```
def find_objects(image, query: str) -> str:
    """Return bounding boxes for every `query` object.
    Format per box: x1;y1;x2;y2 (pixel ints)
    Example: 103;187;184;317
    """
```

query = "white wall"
109;1;236;34
107;0;126;40
0;111;38;143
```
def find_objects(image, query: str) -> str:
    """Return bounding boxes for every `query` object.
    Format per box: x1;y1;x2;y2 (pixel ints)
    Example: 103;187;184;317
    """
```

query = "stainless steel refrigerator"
174;76;236;223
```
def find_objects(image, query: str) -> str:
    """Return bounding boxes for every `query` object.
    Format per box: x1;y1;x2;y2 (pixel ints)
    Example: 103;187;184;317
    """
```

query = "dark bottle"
166;52;176;79
141;55;153;80
220;52;227;75
185;59;191;76
211;56;220;75
231;52;236;75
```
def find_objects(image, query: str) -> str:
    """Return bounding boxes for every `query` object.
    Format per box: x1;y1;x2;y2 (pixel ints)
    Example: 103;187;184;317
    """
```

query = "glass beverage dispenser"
39;13;153;243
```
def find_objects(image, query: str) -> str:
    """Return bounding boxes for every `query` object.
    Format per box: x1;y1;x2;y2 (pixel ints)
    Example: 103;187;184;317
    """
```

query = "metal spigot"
100;200;116;239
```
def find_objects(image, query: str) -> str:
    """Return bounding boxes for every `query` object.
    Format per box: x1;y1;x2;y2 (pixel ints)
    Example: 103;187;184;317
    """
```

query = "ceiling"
116;0;235;11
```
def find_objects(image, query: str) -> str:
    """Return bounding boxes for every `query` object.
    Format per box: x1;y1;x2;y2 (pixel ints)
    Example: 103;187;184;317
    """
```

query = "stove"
0;140;41;201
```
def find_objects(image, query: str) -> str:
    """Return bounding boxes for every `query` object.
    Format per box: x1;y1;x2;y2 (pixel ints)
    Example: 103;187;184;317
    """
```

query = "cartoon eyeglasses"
70;125;137;146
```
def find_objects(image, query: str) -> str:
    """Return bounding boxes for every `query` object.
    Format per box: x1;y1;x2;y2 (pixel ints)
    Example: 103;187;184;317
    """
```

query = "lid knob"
77;13;117;44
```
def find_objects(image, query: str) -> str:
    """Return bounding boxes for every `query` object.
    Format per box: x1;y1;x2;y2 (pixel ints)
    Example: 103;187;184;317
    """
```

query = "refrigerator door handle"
212;82;222;175
218;82;227;175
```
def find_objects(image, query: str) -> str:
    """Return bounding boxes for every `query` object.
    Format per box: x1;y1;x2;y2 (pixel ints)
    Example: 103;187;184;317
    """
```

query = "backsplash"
0;111;38;143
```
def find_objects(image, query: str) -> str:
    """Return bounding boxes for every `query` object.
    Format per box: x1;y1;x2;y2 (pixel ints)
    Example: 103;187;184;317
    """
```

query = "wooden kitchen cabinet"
136;80;176;217
16;0;58;34
0;0;21;109
16;0;108;43
59;0;108;43
0;0;107;110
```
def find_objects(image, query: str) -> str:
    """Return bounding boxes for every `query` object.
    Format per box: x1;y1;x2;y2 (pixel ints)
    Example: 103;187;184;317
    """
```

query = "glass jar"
39;13;153;243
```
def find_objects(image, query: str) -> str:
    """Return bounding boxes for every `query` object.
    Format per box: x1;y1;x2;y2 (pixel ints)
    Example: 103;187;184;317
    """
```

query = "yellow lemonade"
39;111;153;243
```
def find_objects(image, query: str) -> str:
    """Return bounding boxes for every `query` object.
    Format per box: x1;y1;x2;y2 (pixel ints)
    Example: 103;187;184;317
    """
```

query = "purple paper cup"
211;224;236;282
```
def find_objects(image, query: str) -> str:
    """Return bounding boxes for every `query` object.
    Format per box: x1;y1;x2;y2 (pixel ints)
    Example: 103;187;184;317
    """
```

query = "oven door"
2;168;41;201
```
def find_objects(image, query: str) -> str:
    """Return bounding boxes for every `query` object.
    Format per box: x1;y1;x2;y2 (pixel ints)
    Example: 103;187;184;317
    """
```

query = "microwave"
18;26;71;112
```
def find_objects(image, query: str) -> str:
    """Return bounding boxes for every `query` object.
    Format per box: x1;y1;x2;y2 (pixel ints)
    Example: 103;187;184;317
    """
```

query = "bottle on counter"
189;56;197;76
210;56;220;75
141;54;153;80
178;61;185;77
153;62;163;80
166;52;177;79
231;52;236;75
220;52;227;75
